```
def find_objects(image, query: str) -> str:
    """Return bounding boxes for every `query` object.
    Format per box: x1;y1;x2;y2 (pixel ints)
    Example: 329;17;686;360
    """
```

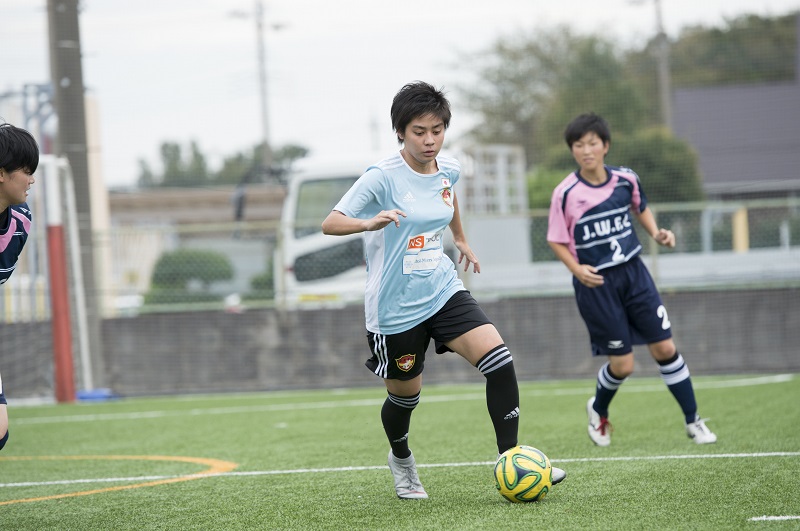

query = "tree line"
138;11;797;201
137;142;308;188
459;12;796;205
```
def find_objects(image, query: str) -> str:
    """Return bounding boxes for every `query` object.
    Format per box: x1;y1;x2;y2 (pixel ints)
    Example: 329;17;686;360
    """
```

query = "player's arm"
0;372;7;451
0;404;7;451
448;194;480;273
547;241;604;287
321;209;406;235
634;207;675;248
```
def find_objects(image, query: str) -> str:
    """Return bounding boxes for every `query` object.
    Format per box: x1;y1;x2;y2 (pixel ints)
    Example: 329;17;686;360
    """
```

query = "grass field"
1;374;799;530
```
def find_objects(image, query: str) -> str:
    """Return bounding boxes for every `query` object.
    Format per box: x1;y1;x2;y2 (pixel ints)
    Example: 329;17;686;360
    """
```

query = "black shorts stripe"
371;332;389;378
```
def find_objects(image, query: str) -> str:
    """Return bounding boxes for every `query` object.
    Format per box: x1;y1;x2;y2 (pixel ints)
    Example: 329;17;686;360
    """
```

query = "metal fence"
100;197;800;314
1;197;798;399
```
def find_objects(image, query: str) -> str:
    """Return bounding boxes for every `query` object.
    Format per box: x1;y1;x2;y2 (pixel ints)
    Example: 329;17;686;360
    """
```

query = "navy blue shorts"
573;256;673;357
365;290;492;380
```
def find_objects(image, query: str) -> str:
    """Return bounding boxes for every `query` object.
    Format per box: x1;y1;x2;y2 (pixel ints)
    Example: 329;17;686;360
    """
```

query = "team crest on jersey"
440;187;453;208
396;354;416;372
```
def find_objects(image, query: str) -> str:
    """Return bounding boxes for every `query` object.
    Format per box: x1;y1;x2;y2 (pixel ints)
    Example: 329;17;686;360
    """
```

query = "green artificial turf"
1;374;798;530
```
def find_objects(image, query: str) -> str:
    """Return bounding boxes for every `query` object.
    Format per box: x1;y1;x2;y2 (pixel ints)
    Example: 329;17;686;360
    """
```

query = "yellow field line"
0;455;238;506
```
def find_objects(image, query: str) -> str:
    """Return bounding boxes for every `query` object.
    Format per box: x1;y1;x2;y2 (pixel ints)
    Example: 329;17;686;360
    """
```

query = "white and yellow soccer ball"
494;445;552;503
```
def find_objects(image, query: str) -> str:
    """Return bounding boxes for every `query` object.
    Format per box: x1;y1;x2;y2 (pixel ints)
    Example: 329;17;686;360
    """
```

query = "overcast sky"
2;0;798;187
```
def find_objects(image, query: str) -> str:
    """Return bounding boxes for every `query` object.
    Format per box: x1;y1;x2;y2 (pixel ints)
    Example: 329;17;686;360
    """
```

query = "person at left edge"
0;122;39;452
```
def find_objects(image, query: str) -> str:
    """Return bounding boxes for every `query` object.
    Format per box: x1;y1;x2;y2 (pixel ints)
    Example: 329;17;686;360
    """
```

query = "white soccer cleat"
587;397;612;447
388;450;428;499
551;466;566;485
496;452;567;486
686;416;717;444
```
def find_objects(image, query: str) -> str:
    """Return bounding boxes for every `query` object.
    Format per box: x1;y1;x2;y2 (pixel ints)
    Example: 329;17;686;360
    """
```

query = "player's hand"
575;264;604;287
364;209;406;231
654;228;676;248
454;241;480;273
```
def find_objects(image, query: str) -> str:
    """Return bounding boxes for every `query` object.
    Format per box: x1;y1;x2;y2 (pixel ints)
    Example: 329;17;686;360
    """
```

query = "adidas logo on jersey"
402;191;416;203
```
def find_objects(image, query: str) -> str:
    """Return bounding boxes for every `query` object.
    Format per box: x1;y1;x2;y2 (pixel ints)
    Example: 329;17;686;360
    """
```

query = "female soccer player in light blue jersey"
323;82;565;499
547;113;717;448
0;122;39;451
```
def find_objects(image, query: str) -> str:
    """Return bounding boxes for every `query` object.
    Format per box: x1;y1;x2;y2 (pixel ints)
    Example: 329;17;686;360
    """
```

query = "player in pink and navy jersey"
547;113;717;447
0;122;39;451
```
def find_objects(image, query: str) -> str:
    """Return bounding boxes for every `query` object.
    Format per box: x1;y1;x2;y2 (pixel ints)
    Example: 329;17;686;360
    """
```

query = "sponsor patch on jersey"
403;231;444;274
441;178;450;188
407;235;425;250
396;354;416;372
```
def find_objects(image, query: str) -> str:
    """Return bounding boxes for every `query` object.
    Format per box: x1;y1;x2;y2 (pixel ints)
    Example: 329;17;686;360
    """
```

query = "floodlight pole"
47;0;106;393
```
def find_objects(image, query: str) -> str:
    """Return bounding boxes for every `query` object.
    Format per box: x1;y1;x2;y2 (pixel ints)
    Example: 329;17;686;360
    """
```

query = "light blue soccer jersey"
333;152;465;334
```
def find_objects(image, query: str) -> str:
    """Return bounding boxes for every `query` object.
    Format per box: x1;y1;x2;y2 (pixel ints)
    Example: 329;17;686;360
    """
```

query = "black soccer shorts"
365;290;493;380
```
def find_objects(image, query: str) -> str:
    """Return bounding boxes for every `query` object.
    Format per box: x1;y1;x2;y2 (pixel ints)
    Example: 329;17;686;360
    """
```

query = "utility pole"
231;0;281;178
631;0;672;129
654;0;673;130
254;0;273;175
47;0;106;390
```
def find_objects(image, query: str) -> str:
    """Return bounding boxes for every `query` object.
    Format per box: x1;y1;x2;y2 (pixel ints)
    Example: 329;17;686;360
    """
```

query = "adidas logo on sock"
392;432;409;444
504;407;520;420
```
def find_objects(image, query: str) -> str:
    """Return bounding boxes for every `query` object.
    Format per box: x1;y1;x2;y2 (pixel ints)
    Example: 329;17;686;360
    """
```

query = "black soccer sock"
381;391;419;459
477;345;519;454
0;430;7;451
657;352;698;424
594;362;626;418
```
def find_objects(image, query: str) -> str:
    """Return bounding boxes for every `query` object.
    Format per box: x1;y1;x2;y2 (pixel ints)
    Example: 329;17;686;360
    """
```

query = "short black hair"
390;81;451;145
564;113;611;148
0;123;39;174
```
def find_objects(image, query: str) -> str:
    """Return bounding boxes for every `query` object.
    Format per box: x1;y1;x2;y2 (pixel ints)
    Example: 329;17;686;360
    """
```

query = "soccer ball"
494;445;552;503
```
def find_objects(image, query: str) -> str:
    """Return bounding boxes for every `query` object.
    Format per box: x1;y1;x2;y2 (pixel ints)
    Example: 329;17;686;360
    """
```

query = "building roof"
109;184;285;225
671;14;800;198
673;82;800;196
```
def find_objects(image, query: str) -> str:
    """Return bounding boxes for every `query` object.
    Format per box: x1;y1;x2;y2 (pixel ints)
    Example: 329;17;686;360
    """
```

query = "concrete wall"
98;287;800;396
4;287;796;399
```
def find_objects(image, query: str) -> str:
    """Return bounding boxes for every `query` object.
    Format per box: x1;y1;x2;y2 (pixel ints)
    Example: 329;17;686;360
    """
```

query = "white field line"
0;475;178;487
12;374;796;426
2;451;799;489
749;516;800;521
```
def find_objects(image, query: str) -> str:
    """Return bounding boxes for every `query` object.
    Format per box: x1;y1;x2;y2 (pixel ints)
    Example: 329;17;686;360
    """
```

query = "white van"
273;159;374;307
273;145;534;307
